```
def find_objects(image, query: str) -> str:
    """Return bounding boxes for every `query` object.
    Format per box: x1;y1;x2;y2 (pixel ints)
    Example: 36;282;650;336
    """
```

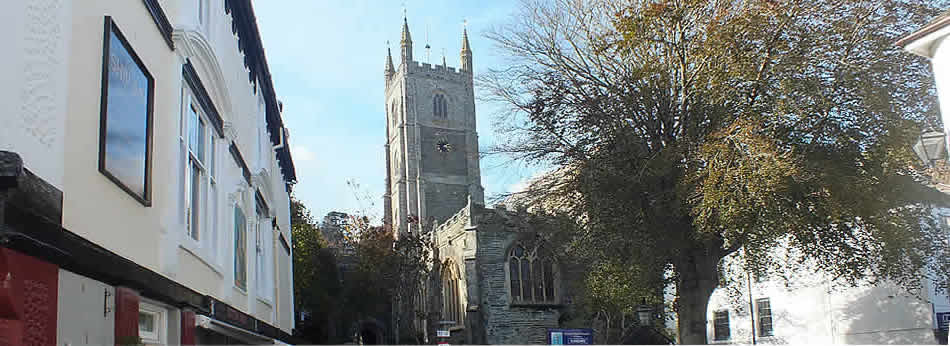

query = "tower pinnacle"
401;15;413;63
460;23;472;73
385;43;395;78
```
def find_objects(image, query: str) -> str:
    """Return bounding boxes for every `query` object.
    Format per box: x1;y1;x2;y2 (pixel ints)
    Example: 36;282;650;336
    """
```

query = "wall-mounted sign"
937;312;950;331
549;328;593;345
98;16;154;206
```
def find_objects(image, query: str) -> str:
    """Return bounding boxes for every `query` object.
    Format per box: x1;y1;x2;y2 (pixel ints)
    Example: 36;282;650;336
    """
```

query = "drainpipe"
748;272;757;345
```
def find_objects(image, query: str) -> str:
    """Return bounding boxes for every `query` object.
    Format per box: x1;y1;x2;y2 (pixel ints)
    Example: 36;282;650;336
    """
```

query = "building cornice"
223;0;296;185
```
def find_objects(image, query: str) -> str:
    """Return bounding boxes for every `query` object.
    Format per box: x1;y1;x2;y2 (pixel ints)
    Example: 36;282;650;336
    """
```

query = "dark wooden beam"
142;0;174;49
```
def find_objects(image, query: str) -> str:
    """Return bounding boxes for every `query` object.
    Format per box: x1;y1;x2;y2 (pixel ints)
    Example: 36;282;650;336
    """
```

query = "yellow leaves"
688;119;802;235
647;2;669;15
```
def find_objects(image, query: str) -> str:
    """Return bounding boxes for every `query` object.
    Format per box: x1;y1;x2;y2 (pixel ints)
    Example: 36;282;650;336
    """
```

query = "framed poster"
98;16;154;206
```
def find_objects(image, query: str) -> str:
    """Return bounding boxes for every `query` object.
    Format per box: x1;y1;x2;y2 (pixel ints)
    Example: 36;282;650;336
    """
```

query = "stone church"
382;17;577;344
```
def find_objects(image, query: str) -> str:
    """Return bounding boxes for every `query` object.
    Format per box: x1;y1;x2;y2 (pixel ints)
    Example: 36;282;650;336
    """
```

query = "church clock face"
436;137;453;153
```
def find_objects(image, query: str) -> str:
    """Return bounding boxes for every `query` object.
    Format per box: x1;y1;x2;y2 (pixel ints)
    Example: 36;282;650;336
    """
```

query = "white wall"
0;0;73;189
0;0;295;334
706;252;936;344
57;270;115;345
62;0;180;285
922;30;950;140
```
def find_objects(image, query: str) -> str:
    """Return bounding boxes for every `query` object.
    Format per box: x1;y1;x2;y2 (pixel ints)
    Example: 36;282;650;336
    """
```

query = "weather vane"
425;23;432;63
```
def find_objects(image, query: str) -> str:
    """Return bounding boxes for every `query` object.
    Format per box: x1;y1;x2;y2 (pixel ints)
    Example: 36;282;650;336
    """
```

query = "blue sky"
253;0;541;223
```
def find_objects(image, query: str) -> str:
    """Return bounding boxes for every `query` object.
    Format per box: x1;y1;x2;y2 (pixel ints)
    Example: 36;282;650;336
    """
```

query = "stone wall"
433;205;580;344
420;126;468;176
475;213;562;344
424;183;469;225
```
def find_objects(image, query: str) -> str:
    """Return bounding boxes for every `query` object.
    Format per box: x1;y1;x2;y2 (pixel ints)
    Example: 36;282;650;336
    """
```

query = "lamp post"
913;131;948;166
636;299;653;326
629;298;675;345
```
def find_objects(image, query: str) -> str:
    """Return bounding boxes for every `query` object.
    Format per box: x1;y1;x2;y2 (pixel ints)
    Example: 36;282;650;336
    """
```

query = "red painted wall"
0;248;59;346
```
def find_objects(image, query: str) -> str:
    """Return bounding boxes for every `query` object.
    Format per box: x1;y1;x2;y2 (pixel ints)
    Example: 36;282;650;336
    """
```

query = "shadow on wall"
837;283;936;344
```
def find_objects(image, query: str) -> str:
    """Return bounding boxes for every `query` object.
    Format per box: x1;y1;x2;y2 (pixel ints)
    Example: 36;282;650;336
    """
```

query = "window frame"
506;242;559;306
254;200;275;303
713;309;730;341
98;16;155;207
180;85;220;265
441;262;463;327
256;89;267;170
756;298;773;337
433;94;448;119
138;301;167;345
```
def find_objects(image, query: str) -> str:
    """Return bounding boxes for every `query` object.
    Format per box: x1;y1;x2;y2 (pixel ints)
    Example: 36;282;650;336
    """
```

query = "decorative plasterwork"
228;180;249;205
171;29;234;119
251;169;269;189
222;121;238;142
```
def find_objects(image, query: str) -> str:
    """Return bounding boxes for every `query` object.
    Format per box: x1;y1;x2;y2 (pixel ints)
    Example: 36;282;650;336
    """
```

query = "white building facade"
899;11;950;345
0;0;297;344
704;251;940;344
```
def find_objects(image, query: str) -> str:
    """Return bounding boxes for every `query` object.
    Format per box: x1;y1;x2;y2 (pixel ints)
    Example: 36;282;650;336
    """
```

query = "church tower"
384;17;484;236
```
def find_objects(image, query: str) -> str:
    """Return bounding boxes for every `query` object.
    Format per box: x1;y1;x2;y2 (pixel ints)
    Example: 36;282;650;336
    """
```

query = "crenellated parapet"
400;61;472;84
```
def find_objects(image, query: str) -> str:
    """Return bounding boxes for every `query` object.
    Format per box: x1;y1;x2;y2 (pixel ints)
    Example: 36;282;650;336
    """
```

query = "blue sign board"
938;312;950;331
549;328;594;345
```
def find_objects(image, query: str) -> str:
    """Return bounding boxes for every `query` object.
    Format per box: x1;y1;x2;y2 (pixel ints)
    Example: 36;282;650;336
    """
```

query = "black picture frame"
98;16;155;207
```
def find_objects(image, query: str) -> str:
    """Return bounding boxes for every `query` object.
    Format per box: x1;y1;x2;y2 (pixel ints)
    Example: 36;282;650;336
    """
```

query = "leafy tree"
483;0;950;343
336;214;432;344
291;195;345;343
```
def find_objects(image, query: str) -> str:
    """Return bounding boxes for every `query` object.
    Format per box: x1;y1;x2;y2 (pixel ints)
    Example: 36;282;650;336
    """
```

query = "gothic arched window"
433;94;447;119
442;261;464;326
508;242;558;305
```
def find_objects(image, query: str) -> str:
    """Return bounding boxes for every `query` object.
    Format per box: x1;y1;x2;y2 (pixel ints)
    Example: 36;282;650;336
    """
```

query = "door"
56;270;115;345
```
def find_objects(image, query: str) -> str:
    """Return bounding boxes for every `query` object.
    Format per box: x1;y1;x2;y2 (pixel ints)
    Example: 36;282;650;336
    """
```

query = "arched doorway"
360;327;379;344
357;319;384;345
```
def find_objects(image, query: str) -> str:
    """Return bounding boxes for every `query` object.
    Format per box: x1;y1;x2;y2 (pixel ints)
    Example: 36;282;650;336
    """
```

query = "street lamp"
636;299;653;326
913;131;948;166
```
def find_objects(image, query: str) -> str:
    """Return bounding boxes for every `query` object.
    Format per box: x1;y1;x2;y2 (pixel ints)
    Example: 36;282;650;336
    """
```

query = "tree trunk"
675;249;722;345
